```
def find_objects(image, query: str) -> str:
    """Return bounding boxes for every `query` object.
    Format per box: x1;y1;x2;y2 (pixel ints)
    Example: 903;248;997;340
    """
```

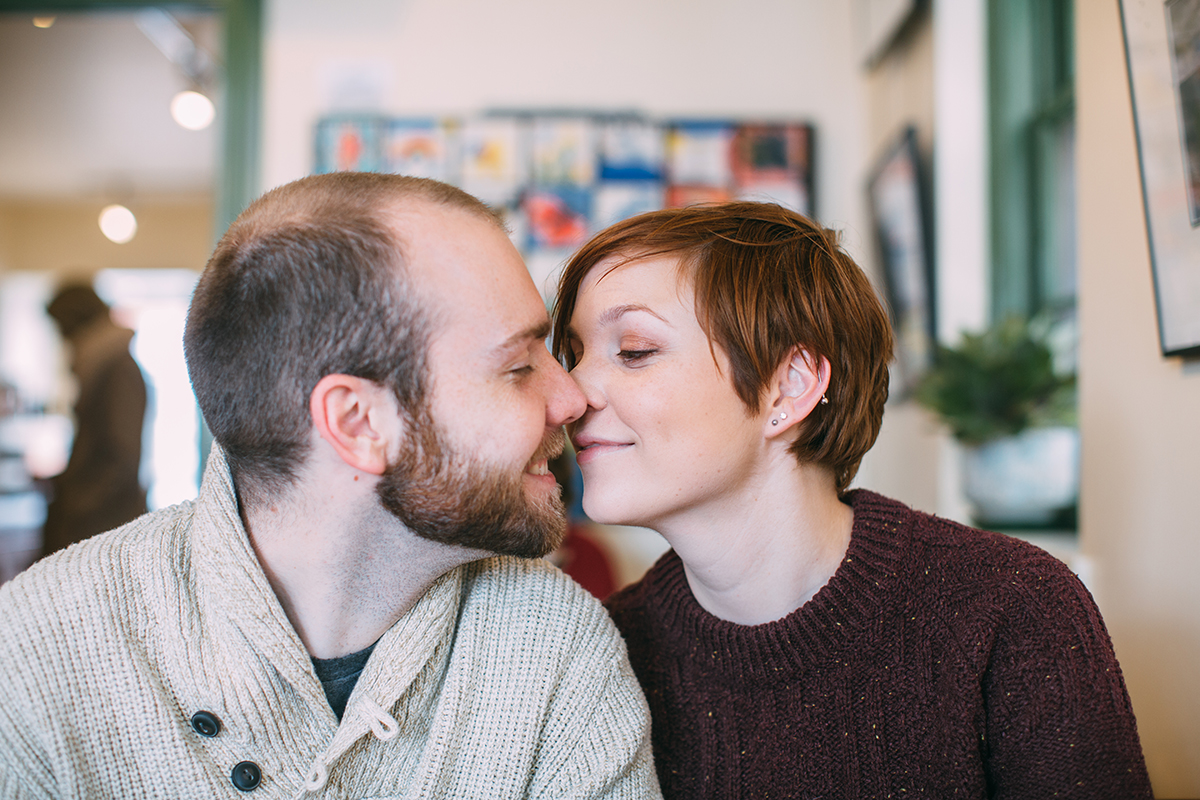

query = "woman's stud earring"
771;419;779;426
780;413;788;420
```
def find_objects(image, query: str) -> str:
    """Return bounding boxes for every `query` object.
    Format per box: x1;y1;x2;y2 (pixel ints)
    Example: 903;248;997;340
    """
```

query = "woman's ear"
764;347;831;438
309;374;400;475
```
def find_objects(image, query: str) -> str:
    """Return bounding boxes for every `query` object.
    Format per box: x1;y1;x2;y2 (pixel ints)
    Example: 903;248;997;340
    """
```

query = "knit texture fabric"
0;448;660;799
606;489;1151;800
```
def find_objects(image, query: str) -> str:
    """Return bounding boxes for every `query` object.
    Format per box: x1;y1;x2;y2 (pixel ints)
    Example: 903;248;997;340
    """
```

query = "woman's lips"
572;437;632;466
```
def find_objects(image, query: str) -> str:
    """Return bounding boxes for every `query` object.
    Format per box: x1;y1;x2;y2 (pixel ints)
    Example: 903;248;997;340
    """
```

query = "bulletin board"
314;113;815;298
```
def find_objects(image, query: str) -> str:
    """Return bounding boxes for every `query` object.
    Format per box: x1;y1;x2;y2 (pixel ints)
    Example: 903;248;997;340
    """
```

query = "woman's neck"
662;461;854;626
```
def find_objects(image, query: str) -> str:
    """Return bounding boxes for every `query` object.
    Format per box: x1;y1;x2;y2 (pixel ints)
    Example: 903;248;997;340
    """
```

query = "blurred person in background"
41;282;146;556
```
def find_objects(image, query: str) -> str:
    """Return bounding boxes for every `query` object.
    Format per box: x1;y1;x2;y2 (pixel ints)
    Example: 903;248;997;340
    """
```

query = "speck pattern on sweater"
605;489;1152;799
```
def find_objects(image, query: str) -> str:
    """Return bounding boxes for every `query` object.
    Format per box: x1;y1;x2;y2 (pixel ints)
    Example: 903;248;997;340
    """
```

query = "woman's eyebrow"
565;304;671;341
598;304;670;327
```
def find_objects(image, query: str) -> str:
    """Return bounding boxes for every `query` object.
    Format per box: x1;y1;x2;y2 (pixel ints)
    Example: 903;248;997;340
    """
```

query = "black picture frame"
867;126;936;395
1121;0;1200;357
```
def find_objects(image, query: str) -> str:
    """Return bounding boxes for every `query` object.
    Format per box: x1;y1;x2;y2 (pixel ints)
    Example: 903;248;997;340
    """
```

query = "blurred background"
0;1;1197;794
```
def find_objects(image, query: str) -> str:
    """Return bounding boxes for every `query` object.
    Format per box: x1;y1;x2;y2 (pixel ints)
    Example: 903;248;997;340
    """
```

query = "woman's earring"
820;395;829;405
780;413;788;420
771;419;779;426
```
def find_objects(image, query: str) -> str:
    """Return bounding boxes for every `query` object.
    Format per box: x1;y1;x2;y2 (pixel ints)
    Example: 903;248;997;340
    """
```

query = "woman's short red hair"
552;202;894;494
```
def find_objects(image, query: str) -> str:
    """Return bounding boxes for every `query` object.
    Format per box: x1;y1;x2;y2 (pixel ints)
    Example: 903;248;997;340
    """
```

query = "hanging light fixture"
99;205;138;244
170;90;215;131
135;10;218;132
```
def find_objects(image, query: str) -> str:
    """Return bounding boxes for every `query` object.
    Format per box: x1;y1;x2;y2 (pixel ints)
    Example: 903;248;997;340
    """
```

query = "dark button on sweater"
190;710;221;737
231;761;262;792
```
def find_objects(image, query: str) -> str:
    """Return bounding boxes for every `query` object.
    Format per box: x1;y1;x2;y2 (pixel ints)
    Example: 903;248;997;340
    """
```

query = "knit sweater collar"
642;490;912;682
187;446;465;746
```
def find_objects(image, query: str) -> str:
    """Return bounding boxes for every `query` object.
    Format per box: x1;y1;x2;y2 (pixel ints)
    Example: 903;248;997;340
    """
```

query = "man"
0;174;659;798
41;283;147;555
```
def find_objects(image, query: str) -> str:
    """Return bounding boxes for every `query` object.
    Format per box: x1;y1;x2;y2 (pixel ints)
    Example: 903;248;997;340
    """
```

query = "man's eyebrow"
493;320;552;355
565;304;669;338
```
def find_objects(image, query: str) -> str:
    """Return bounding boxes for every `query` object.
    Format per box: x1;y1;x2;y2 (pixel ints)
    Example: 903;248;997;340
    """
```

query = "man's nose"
545;358;586;426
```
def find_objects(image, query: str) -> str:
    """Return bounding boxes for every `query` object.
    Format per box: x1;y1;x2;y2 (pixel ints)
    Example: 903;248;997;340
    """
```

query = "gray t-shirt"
311;642;377;720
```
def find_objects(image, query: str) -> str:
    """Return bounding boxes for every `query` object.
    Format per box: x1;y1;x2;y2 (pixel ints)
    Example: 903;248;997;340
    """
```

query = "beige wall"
1077;3;1200;795
261;0;872;256
0;197;213;281
0;206;13;273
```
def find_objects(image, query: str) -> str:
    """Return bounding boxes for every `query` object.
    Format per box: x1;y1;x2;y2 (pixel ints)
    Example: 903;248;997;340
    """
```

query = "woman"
552;202;1150;799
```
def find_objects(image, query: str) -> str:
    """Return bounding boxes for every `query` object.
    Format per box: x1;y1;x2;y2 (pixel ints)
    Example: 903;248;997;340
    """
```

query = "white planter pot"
961;426;1079;527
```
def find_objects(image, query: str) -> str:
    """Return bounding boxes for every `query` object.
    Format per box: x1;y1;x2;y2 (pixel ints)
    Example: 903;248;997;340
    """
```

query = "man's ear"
309;374;399;475
764;347;831;438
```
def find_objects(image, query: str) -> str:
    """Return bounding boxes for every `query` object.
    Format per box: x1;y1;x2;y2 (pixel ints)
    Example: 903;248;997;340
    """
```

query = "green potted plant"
915;316;1078;528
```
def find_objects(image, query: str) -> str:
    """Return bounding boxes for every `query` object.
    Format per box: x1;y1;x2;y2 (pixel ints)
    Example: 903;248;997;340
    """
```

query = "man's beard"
375;407;568;558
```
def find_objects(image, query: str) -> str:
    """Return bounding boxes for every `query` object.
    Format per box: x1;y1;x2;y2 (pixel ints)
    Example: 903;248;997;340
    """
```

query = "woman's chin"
581;494;640;528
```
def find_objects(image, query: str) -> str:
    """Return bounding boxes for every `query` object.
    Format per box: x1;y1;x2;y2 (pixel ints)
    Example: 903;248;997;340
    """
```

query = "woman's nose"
570;355;608;407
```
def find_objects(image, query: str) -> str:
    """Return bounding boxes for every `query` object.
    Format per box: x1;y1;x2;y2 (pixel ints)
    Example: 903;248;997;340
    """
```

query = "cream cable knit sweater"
0;449;660;799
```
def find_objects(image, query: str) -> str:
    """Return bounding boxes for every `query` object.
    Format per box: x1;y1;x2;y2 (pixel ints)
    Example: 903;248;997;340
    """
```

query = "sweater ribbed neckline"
643;490;911;682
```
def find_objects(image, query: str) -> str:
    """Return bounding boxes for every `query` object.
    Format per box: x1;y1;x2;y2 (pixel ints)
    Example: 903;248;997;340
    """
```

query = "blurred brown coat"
42;307;147;556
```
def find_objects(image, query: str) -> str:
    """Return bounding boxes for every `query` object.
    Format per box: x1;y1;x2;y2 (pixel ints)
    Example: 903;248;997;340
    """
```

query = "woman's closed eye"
617;348;658;364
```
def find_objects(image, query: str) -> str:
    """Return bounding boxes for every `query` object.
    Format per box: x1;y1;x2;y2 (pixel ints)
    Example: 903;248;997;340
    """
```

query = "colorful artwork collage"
314;114;814;299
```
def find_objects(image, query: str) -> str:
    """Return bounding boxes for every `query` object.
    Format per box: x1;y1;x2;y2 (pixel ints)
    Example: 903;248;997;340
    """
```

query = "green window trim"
988;0;1076;323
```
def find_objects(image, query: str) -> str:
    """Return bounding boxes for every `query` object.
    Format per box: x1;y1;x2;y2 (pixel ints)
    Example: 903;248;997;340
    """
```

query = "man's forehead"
389;202;510;277
384;197;497;241
381;199;547;348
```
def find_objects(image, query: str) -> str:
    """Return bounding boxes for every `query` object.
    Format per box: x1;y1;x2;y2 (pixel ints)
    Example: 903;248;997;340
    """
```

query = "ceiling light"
32;17;55;28
99;205;137;244
170;90;214;131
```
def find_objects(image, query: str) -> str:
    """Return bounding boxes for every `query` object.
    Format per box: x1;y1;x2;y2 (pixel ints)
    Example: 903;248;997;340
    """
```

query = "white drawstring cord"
303;760;329;790
289;699;398;797
289;757;328;799
361;696;400;741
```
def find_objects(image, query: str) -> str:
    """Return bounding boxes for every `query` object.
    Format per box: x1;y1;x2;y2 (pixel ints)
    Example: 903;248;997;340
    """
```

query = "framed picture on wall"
598;118;665;181
385;119;453;182
1121;0;1200;357
531;116;597;186
867;126;935;395
459;116;528;206
314;116;386;174
666;121;735;187
731;123;814;216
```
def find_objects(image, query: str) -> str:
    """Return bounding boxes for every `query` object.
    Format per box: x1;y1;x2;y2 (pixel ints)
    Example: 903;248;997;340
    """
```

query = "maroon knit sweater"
605;490;1151;799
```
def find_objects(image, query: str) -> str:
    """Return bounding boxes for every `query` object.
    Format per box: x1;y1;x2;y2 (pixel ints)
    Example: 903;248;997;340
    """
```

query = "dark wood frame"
1120;0;1200;358
867;126;936;394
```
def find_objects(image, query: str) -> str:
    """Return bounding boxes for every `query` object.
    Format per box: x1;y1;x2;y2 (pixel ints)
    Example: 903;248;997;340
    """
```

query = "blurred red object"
554;524;616;601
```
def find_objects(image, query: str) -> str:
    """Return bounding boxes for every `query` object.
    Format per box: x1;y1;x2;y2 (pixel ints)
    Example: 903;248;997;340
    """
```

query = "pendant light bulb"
170;90;215;131
99;205;137;244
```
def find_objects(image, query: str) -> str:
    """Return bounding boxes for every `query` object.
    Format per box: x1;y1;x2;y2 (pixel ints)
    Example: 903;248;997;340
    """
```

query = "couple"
0;173;1149;798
